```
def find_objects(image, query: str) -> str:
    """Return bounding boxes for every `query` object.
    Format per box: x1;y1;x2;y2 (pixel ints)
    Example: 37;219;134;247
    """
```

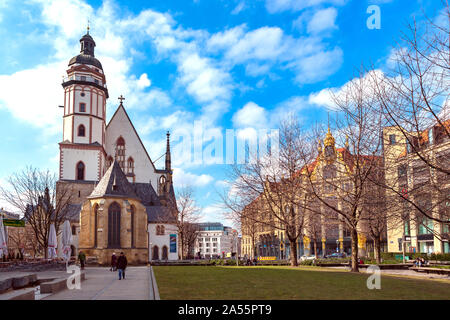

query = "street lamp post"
336;239;339;253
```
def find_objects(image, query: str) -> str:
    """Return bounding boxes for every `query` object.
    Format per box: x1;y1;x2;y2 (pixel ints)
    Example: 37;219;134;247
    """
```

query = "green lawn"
153;266;450;300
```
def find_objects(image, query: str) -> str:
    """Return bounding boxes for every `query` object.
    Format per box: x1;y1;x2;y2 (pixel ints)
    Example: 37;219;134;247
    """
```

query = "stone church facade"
56;29;178;264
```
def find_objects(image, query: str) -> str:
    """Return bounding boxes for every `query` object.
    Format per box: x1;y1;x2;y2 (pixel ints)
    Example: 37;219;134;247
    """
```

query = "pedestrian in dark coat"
78;251;86;270
117;252;128;280
110;253;117;272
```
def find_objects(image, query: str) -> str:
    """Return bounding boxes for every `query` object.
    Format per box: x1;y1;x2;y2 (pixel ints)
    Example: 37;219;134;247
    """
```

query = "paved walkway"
44;266;153;300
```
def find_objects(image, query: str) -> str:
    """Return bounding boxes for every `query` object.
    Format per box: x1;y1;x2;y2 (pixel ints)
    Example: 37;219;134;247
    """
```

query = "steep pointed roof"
88;160;138;199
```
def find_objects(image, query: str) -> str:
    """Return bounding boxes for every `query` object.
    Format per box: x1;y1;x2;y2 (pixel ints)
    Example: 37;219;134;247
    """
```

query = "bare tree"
222;117;308;266
365;3;450;254
168;186;201;260
370;1;450;226
296;70;386;272
0;167;73;258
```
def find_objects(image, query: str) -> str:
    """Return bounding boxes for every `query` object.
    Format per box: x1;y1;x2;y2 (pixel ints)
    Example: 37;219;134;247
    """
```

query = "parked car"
325;252;347;259
300;255;317;261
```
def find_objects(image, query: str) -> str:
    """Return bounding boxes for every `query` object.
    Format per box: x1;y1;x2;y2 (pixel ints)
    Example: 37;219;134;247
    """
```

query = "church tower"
59;27;108;182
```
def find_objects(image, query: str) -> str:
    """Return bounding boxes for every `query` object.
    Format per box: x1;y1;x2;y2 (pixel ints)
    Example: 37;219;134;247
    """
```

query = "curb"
149;266;160;300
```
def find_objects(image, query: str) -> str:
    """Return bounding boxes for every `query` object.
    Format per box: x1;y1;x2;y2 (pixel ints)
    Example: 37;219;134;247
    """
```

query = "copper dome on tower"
68;31;103;70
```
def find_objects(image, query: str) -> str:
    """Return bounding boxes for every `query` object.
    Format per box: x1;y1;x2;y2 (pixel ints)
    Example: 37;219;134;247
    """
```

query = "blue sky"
0;0;443;224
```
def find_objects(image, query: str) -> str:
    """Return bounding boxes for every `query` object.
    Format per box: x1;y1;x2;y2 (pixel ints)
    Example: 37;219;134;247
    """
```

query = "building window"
152;245;159;260
108;202;121;248
79;103;86;112
418;216;433;235
127;157;134;174
156;225;165;236
389;134;396;145
77;124;85;137
115;137;125;169
162;246;168;260
94;204;98;248
130;205;135;248
71;225;76;235
81;76;86;81
76;161;85;180
398;165;407;178
80;92;85;97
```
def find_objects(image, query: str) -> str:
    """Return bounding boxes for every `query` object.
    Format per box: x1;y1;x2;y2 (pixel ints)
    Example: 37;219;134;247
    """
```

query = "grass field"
153;266;450;300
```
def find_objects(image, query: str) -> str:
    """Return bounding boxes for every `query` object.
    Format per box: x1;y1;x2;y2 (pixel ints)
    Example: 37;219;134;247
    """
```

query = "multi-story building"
383;121;450;254
194;222;238;259
241;128;387;259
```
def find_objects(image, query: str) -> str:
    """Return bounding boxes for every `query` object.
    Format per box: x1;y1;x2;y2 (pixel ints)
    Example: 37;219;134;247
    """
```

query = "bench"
39;272;86;294
409;267;450;275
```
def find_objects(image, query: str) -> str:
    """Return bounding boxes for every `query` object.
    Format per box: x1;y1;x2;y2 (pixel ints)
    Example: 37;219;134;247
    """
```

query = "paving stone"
0;278;12;293
12;276;29;289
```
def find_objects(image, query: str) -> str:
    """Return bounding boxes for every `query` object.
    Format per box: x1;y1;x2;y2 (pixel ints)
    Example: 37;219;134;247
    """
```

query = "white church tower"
59;26;108;182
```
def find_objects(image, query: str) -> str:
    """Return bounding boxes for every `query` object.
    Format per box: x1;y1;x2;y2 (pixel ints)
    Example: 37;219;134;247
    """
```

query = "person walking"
110;253;117;272
117;252;128;280
78;251;86;270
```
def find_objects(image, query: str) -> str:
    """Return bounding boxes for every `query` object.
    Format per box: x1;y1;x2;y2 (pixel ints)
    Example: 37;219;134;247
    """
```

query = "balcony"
62;75;107;89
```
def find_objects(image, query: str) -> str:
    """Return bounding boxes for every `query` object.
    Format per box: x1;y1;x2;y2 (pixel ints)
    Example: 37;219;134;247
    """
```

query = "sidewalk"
44;266;151;300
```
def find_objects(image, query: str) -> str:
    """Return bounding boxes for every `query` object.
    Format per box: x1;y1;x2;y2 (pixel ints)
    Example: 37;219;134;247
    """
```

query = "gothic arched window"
115;137;125;170
93;204;98;248
152;245;159;260
127;157;134;174
108;202;121;248
130;205;135;248
77;124;85;137
162;246;168;260
76;161;85;180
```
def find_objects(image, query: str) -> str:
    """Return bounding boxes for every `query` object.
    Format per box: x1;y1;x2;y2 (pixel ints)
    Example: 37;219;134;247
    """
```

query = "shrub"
299;259;314;266
429;253;450;261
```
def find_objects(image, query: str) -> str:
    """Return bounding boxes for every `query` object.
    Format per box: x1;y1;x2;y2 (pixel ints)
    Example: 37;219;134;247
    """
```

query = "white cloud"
0;61;66;131
232;102;268;128
307;7;338;33
266;0;347;13
293;46;343;83
172;167;214;187
137;73;151;89
176;52;232;104
231;1;246;15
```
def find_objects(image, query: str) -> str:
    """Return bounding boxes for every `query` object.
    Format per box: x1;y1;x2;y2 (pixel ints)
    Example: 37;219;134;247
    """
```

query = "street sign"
2;219;25;227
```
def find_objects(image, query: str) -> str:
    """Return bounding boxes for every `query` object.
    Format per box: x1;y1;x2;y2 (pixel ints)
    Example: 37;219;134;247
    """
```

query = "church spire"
165;131;171;173
80;26;96;56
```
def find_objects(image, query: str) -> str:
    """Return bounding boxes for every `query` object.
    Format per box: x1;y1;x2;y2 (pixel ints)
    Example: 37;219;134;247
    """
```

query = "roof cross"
118;95;125;105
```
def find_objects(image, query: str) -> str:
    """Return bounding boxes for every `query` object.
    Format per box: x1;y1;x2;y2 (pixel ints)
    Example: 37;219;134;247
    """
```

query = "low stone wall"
0;260;70;273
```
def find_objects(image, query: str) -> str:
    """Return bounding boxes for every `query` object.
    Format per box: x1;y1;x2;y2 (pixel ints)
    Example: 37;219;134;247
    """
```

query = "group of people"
110;252;128;280
245;258;258;266
77;251;128;280
413;257;428;267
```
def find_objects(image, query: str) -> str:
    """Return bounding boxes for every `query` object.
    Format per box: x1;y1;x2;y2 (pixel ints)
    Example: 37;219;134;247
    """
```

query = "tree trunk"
313;240;317;258
350;229;359;272
374;236;381;265
289;239;298;267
